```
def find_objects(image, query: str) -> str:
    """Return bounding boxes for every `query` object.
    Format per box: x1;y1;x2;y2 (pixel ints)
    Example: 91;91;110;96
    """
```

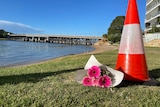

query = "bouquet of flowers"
82;65;115;88
75;55;124;88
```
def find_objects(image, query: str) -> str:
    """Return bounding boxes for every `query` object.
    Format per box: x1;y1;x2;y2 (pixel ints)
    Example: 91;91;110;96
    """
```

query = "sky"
0;0;146;36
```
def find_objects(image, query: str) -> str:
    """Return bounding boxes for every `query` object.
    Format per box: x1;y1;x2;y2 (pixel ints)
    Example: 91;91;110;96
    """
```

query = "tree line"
0;29;12;38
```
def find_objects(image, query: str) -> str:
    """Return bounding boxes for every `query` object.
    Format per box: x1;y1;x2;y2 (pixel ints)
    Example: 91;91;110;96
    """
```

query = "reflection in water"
0;40;94;67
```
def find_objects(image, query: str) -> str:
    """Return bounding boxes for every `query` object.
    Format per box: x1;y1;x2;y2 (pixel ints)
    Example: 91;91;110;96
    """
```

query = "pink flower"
92;78;99;86
88;66;101;78
98;75;112;88
82;76;93;86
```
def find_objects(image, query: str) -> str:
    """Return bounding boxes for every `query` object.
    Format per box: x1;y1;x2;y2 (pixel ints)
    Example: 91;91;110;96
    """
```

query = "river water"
0;40;94;67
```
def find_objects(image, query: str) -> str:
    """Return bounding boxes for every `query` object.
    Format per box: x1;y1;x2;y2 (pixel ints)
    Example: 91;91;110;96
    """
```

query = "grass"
0;47;160;107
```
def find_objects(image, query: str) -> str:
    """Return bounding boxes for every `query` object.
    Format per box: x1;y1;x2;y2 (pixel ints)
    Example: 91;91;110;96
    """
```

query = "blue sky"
0;0;146;36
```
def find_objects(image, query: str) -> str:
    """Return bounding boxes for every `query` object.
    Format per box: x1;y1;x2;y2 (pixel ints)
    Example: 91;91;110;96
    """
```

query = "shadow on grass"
149;68;160;79
0;68;82;85
117;68;160;87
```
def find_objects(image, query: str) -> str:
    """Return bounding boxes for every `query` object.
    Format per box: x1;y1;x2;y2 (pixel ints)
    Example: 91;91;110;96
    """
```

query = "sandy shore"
84;45;118;54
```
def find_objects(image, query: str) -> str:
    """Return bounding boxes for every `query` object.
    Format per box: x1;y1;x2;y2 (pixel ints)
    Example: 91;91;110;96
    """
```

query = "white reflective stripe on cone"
119;24;145;54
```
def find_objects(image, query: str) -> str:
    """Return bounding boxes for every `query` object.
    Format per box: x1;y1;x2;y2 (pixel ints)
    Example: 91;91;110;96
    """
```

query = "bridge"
9;34;102;45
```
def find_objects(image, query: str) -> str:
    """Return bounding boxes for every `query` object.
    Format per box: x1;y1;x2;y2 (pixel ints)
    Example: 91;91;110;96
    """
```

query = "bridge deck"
9;34;102;45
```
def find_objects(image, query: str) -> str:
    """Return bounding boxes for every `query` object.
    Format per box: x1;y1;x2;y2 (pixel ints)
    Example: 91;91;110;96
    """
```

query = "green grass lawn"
0;47;160;107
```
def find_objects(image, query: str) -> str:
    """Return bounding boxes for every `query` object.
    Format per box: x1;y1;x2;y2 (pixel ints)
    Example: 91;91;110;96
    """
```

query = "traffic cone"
115;0;149;82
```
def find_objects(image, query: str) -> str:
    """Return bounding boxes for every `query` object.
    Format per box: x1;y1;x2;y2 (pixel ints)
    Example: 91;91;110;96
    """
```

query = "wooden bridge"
9;34;102;45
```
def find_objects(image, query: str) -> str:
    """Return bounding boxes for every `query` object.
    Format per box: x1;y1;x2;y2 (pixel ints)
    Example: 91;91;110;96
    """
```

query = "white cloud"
0;20;44;34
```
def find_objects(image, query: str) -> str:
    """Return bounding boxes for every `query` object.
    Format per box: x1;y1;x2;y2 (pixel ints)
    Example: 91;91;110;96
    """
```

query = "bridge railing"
144;33;160;43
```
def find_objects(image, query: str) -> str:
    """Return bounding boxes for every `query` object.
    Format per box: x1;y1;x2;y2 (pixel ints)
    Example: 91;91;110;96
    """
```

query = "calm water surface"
0;40;94;67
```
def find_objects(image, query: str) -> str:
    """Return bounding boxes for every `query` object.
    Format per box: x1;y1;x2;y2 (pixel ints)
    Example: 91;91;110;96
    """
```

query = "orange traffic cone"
115;0;149;82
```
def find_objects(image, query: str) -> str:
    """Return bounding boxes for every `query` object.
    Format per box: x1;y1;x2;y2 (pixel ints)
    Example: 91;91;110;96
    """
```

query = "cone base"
115;54;149;82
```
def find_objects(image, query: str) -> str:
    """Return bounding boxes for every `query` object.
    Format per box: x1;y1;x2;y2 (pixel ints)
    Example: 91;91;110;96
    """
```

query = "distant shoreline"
0;38;7;40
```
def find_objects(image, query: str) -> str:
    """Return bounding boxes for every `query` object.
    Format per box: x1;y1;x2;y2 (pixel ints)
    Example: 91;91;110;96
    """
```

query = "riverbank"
85;44;118;54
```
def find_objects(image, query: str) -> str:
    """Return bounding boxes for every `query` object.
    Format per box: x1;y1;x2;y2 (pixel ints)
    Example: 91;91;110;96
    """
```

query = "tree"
102;16;125;43
0;29;11;38
107;16;125;35
107;33;121;44
102;34;108;38
147;26;160;33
